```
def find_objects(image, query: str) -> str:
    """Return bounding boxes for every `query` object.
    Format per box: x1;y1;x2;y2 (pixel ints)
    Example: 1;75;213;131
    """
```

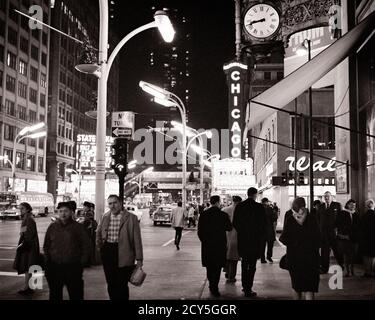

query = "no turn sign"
111;111;135;139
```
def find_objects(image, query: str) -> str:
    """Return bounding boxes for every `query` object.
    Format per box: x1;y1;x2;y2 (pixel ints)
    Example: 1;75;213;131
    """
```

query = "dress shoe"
18;288;34;295
244;290;257;298
261;259;267;264
267;257;273;263
226;278;236;283
210;289;221;297
176;244;180;250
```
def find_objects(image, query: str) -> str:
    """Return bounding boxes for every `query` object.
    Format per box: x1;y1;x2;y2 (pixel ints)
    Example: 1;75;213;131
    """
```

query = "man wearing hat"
260;198;278;263
233;187;267;298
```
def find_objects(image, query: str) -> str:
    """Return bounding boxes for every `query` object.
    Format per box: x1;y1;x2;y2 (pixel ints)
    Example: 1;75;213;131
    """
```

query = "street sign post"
111;111;135;139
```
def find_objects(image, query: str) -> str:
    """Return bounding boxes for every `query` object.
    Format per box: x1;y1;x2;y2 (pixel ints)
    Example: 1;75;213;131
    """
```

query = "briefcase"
130;266;147;286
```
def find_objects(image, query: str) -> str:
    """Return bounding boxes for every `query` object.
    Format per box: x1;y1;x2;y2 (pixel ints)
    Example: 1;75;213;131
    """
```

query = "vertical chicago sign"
223;62;248;159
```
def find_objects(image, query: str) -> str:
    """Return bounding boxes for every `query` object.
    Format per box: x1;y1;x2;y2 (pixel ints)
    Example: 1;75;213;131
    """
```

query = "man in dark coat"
233;187;267;297
44;202;91;300
198;195;232;297
260;198;278;263
317;191;343;273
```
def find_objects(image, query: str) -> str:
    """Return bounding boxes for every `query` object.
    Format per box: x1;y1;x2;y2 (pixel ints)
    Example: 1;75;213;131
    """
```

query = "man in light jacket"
96;195;143;300
171;201;186;250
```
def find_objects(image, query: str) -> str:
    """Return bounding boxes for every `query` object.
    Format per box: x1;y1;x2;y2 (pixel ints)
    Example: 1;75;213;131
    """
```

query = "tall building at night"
46;0;119;200
0;0;50;192
148;2;192;122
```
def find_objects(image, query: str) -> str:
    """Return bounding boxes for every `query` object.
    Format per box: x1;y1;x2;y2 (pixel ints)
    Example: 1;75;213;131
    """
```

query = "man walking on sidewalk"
233;187;267;298
317;191;343;274
198;195;232;297
43;202;91;300
260;198;278;264
96;195;143;300
171;201;186;250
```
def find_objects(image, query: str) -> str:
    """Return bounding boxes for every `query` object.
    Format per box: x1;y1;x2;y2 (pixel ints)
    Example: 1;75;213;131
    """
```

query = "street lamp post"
11;123;46;192
171;121;212;206
139;81;187;211
185;131;212;206
75;4;174;220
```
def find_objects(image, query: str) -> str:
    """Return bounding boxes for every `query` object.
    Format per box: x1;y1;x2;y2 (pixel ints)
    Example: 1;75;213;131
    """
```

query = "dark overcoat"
233;198;267;259
13;215;40;274
197;206;232;267
280;210;321;292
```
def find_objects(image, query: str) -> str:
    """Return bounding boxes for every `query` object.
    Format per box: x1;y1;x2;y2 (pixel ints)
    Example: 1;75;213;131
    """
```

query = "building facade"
46;0;119;200
0;0;50;192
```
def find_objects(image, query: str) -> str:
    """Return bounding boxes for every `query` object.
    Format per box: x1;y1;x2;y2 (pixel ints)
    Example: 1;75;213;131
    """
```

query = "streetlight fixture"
139;81;187;210
74;4;175;220
128;160;137;170
66;168;82;206
297;38;314;209
11;123;46;192
173;123;212;206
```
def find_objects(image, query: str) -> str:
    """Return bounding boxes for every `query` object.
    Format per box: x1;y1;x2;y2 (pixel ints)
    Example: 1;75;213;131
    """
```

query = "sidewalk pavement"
1;241;375;300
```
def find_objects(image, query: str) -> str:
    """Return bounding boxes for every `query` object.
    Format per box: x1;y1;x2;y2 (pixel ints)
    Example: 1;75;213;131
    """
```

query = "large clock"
244;3;280;39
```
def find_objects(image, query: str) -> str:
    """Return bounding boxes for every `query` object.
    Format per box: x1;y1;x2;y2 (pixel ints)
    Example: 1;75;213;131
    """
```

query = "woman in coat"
335;199;361;277
280;197;320;300
361;199;375;277
222;196;242;282
13;202;40;295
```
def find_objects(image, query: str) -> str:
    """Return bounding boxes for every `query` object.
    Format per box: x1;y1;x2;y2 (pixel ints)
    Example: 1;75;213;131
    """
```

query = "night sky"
116;0;235;131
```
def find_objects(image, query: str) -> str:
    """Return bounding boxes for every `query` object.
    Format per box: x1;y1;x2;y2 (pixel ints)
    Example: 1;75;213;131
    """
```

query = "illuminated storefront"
211;158;256;201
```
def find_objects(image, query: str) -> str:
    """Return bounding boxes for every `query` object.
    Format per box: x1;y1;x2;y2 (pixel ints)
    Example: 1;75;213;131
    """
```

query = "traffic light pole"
119;173;126;207
111;138;128;207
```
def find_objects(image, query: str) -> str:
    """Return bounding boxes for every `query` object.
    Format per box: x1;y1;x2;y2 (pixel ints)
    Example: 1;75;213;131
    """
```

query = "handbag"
279;254;289;270
130;265;147;287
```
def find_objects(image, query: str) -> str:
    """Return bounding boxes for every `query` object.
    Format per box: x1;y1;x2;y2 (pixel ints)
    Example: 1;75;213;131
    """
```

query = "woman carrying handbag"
13;202;41;295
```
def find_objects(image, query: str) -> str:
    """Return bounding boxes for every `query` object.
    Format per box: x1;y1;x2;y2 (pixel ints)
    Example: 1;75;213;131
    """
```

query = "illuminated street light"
12;124;47;192
140;81;187;210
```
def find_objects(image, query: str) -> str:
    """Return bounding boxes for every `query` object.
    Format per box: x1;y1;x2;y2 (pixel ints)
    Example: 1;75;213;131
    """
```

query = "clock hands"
246;18;266;27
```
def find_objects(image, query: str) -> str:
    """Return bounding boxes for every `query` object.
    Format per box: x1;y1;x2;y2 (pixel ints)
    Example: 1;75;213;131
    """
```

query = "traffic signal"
281;171;288;185
111;138;128;176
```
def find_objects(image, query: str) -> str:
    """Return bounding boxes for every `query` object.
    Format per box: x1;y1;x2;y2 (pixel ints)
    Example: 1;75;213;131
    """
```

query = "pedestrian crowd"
11;189;375;300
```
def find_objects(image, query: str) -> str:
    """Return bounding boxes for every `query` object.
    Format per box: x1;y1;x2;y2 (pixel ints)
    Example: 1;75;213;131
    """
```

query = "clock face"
244;3;280;39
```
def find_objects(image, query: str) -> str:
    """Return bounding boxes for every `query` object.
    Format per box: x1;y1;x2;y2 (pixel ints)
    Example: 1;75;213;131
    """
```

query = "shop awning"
243;10;375;145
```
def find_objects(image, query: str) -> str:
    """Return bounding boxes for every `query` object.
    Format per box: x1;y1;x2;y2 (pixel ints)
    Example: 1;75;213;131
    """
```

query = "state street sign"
112;111;135;139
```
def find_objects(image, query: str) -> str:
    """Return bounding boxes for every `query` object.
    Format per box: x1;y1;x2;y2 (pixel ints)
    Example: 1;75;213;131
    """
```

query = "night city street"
0;0;375;310
1;212;375;300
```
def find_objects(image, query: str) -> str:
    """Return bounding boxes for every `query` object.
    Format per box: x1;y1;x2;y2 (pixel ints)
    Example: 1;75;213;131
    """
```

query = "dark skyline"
116;0;235;131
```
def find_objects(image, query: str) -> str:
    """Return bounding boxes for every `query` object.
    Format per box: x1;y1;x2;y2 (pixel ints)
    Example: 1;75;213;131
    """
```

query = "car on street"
125;204;142;221
152;205;173;226
148;204;158;218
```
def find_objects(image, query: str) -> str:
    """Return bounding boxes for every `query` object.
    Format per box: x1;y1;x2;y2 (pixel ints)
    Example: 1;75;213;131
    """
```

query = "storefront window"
291;116;335;150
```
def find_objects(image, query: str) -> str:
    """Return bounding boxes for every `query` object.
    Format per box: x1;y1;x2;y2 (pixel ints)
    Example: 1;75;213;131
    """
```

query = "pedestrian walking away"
96;195;144;300
13;202;40;296
280;197;321;300
43;202;91;300
222;196;242;283
260;198;278;263
82;201;98;265
171;201;186;250
336;199;361;277
233;187;267;298
317;191;343;273
360;199;375;277
198;195;232;297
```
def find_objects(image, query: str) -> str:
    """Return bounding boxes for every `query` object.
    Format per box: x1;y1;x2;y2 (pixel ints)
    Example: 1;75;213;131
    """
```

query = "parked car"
152;205;173;226
125;204;142;221
149;204;158;218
